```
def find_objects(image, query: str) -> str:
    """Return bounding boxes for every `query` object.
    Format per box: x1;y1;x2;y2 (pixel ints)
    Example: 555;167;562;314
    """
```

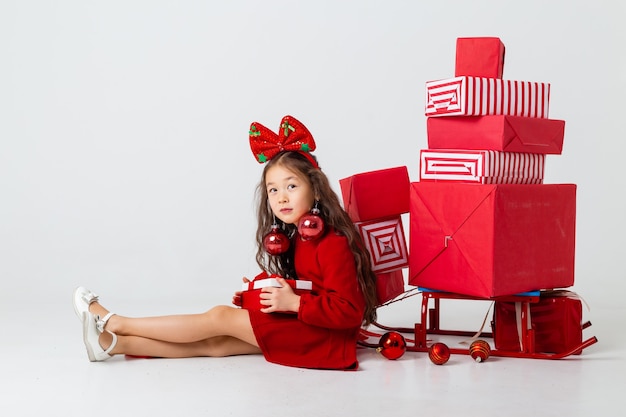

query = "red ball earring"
263;219;291;256
297;201;325;241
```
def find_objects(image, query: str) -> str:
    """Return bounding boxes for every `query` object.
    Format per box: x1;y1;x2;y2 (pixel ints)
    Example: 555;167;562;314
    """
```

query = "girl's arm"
297;235;366;329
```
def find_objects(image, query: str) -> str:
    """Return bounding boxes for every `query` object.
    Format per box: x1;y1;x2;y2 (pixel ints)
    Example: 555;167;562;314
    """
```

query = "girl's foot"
88;302;116;332
82;311;118;362
72;287;116;332
72;287;99;319
73;287;118;361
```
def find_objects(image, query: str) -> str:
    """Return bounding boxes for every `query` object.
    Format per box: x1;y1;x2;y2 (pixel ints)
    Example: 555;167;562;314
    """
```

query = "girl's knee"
204;305;233;320
200;336;231;357
200;336;261;357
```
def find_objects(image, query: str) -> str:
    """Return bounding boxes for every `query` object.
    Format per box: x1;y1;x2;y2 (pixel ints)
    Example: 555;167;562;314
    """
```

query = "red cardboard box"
408;183;576;298
425;76;550;118
492;290;584;354
419;149;545;184
339;166;410;222
375;269;405;305
427;116;565;155
241;278;313;311
356;216;409;274
455;37;506;79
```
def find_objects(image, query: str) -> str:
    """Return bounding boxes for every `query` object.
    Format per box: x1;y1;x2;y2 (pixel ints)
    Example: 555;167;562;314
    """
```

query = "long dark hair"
254;151;378;326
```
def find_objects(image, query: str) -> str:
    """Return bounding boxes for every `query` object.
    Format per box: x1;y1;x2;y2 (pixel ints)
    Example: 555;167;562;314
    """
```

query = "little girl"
73;115;378;370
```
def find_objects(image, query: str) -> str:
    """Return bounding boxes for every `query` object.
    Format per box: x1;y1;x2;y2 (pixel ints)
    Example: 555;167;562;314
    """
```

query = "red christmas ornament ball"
469;339;491;363
297;212;324;240
428;342;450;365
263;227;290;255
377;332;407;360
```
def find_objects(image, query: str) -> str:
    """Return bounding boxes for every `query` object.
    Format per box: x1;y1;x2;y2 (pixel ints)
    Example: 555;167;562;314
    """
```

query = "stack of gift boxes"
340;37;586;354
339;166;411;305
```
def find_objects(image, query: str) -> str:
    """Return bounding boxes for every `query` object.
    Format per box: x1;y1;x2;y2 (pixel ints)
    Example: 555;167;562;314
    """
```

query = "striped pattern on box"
419;149;545;184
356;216;409;273
425;76;550;118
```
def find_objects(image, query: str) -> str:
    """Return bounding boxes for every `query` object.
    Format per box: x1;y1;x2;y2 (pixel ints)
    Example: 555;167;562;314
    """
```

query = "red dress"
248;228;366;370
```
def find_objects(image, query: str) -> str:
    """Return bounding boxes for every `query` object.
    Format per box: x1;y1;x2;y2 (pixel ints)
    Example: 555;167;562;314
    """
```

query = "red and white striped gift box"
419;149;545;184
425;76;550;118
356;216;409;273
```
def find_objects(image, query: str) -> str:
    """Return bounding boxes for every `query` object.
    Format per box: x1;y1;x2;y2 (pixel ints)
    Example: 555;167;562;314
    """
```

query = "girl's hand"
232;277;251;307
259;277;301;314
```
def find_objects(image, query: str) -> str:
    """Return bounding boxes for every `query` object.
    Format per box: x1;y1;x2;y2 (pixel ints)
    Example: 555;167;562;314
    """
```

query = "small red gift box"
241;276;313;311
375;269;405;305
419;149;545;184
339;166;410;222
408;182;576;298
356;216;409;274
455;37;506;79
492;290;584;354
425;76;550;118
427;115;565;155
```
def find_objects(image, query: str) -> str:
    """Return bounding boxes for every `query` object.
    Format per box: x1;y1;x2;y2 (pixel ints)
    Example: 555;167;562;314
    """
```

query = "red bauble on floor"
376;331;407;360
428;342;451;365
469;339;491;362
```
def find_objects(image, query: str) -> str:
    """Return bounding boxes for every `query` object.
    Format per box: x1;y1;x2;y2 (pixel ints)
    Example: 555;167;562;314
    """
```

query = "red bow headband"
249;115;318;168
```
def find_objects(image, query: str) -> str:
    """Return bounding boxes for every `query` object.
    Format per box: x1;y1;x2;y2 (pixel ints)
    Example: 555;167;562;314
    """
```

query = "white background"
1;0;624;311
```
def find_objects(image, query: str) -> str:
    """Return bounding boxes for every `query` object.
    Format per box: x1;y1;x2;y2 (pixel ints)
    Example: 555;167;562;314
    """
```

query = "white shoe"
73;287;99;320
82;311;118;362
73;287;115;331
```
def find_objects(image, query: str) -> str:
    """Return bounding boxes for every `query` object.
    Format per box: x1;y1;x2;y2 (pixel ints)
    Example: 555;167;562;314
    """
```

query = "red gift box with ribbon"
240;273;313;311
339;166;410;222
492;290;584;354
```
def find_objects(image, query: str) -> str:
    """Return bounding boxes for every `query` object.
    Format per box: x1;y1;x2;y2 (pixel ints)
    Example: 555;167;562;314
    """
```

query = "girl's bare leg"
101;332;261;358
89;302;261;356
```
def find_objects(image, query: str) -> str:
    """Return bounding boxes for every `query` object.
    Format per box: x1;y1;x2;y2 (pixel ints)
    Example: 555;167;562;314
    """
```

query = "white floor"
1;292;623;417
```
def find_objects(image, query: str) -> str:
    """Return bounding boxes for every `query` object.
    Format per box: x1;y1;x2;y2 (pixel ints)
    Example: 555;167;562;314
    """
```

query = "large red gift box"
241;277;313;311
427;115;565;155
375;269;405;305
419;149;545;184
492;290;584;354
408;182;576;298
425;76;550;118
356;216;409;273
339;166;410;222
455;37;506;79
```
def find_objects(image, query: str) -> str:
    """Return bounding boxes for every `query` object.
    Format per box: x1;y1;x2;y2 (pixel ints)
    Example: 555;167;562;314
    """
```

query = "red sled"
369;289;597;360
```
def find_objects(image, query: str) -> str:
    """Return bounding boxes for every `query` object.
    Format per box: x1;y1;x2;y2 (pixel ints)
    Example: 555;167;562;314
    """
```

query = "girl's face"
265;163;315;225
